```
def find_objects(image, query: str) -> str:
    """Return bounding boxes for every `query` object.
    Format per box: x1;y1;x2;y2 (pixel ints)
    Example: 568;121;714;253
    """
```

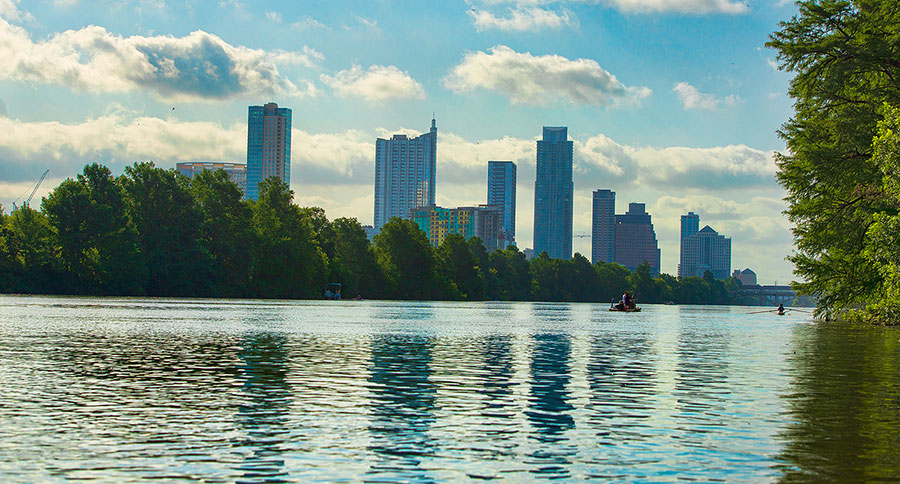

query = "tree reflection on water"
775;323;900;482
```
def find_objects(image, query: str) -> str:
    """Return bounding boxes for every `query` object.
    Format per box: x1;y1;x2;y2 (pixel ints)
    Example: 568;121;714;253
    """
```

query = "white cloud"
0;0;32;21
672;82;739;111
291;16;327;31
469;7;575;31
601;0;748;14
445;45;651;106
766;57;779;70
265;10;282;22
0;17;321;101
321;64;426;102
473;0;747;15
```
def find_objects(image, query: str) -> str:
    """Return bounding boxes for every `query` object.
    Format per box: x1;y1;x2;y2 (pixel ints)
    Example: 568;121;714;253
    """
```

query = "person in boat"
777;303;785;315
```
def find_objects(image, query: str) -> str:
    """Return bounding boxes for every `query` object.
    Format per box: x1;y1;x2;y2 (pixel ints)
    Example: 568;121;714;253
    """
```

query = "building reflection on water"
366;334;437;482
526;332;576;479
234;332;292;482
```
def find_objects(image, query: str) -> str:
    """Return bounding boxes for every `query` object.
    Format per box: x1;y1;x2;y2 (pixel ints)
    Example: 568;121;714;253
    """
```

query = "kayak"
609;307;641;312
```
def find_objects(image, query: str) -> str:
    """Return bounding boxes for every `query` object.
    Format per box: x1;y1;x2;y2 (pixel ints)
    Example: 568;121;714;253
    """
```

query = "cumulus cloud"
445;45;651;106
672;82;739;111
469;6;575;31
265;10;282;22
321;64;426;102
576;133;775;188
0;17;321;101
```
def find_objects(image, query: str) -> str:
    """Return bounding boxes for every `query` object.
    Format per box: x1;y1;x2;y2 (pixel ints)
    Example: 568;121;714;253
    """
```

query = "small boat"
610;306;641;312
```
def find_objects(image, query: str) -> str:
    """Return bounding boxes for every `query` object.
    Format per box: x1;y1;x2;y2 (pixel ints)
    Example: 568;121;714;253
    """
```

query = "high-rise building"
733;268;757;286
680;223;732;280
411;205;502;250
679;211;700;277
614;202;661;275
591;189;616;263
533;126;573;260
374;118;437;230
246;102;291;201
176;162;247;194
487;161;516;248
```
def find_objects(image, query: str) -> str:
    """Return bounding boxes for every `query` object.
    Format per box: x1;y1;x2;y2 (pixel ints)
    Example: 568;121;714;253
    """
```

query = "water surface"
0;296;897;482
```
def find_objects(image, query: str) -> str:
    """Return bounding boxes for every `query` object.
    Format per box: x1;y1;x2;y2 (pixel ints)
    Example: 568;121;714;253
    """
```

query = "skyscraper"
373;118;437;230
614;203;661;275
591;189;616;263
679;215;732;280
678;212;700;278
533;126;573;260
246;102;291;201
487;160;516;247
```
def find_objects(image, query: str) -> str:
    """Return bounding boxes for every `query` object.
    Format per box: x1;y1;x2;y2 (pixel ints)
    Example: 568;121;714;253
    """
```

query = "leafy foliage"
767;0;900;319
1;162;744;304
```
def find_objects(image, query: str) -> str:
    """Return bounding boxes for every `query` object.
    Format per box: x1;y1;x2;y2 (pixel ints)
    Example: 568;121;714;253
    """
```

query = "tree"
767;0;900;317
438;234;485;300
249;177;326;299
373;218;444;300
190;169;253;297
329;217;383;299
120;162;203;296
1;207;57;292
43;163;144;294
486;245;532;300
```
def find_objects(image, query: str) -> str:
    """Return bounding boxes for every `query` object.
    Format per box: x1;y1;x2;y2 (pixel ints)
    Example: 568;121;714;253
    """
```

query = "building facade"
411;205;502;251
374;118;437;230
487;160;516;248
614;203;661;275
733;268;757;286
533;126;573;260
176;162;247;194
591;189;616;264
681;224;732;279
246;102;291;201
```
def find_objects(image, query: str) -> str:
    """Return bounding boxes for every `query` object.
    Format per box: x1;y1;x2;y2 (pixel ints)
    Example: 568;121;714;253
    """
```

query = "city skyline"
0;0;797;284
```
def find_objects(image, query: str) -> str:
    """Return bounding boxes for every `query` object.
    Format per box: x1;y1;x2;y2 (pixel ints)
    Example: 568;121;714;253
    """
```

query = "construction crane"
12;169;49;211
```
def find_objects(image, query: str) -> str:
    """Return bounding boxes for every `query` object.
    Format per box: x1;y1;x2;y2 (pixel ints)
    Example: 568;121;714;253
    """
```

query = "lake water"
1;296;898;482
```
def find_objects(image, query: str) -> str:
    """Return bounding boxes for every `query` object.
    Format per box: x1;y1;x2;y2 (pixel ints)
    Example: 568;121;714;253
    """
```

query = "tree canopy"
767;0;900;321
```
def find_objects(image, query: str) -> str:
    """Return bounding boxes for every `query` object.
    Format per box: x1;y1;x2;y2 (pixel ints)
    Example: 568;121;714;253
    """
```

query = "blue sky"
0;0;800;283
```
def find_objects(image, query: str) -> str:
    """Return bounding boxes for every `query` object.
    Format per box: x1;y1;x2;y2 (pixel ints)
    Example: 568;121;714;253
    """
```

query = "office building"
733;268;757;286
411;205;502;250
591;189;616;263
487;161;517;248
176;162;247;194
533;126;573;259
246;102;291;201
374;118;437;230
679;213;732;279
614;203;661;275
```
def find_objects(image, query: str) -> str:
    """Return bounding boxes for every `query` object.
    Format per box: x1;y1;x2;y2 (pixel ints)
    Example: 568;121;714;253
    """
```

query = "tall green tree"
1;207;57;292
767;0;900;317
329;217;383;299
43;163;144;294
120;162;203;296
373;217;444;300
438;234;486;300
189;169;252;297
486;246;532;300
249;177;326;299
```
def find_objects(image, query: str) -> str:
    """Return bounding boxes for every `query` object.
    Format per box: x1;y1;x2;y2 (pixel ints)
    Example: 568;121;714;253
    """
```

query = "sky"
0;0;801;284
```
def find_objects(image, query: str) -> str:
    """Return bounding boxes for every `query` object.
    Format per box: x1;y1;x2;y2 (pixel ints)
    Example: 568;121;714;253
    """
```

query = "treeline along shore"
0;162;741;304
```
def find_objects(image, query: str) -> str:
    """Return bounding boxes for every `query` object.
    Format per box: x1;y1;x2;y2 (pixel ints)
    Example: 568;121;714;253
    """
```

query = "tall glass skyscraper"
373;118;437;230
533;126;573;260
678;211;700;277
679;212;731;279
487;160;516;247
591;189;616;263
246;102;291;201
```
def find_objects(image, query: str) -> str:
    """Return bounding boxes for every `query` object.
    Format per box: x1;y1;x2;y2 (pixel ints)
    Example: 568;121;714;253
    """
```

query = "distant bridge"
736;285;797;305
